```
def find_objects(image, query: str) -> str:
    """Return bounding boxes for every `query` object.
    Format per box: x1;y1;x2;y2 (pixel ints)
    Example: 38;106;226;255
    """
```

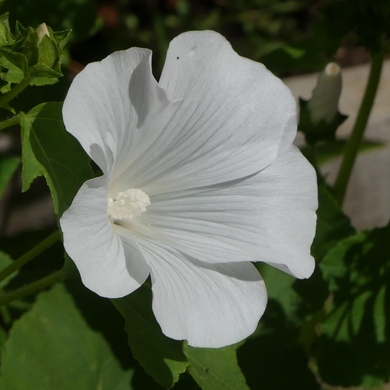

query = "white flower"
60;31;317;348
308;62;342;125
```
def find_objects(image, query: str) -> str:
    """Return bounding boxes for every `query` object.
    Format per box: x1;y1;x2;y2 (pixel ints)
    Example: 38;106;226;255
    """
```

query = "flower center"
107;188;150;221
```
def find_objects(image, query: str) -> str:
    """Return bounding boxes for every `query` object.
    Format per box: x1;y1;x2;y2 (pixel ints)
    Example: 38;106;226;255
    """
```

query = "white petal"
137;239;266;348
60;176;150;298
62;48;169;174
113;30;297;194
136;146;316;279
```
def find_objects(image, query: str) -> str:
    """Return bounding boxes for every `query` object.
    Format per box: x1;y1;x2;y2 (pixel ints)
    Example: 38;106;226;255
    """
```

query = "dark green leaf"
312;183;354;261
238;301;320;390
0;284;134;389
302;139;383;166
184;343;249;390
0;154;19;196
318;225;390;387
113;285;188;389
257;262;328;326
257;263;301;322
20;102;93;216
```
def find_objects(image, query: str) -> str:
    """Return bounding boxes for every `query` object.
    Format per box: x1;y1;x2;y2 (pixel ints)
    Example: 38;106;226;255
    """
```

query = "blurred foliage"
1;0;101;43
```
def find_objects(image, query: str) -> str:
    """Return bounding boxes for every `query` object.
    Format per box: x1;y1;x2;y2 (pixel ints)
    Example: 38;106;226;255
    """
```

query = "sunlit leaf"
0;284;134;389
184;343;249;390
20;102;93;216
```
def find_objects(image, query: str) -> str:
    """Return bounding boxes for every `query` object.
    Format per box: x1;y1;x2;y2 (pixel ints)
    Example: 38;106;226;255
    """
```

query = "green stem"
0;77;33;108
0;230;60;284
333;51;384;204
0;270;63;307
0;114;20;130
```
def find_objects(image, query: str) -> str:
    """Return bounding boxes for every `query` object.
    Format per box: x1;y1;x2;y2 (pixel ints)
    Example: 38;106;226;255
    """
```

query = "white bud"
308;62;342;125
37;23;50;45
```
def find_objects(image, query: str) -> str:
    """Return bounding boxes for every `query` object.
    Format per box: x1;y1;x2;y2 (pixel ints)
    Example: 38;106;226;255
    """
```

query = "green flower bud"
298;62;347;145
308;62;342;125
37;23;50;45
36;23;58;69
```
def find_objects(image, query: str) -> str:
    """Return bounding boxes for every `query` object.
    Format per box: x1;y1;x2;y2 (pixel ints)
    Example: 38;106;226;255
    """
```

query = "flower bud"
307;62;342;125
37;23;50;45
36;23;58;69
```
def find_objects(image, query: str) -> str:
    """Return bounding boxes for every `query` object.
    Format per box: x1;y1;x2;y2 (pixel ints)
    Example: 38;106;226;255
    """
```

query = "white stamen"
107;188;150;221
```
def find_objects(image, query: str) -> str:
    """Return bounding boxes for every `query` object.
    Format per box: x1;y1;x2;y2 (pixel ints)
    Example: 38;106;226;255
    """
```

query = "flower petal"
137;239;266;348
116;30;297;194
62;48;170;174
136;146;316;279
60;175;150;298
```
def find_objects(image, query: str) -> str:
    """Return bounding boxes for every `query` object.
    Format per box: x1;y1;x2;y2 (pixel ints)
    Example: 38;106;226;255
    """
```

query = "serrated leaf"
318;225;390;387
20;102;93;216
0;155;19;196
184;343;249;390
113;285;188;389
0;284;134;389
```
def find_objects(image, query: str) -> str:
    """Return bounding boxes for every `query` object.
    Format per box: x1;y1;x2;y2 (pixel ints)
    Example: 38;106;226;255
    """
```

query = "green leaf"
238;302;320;390
20;102;93;216
256;262;328;326
113;285;188;389
318;224;390;387
312;183;354;261
302;139;383;166
184;343;249;390
0;284;133;389
0;48;28;76
257;264;301;322
28;63;62;79
0;55;25;86
0;12;13;47
0;154;19;196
